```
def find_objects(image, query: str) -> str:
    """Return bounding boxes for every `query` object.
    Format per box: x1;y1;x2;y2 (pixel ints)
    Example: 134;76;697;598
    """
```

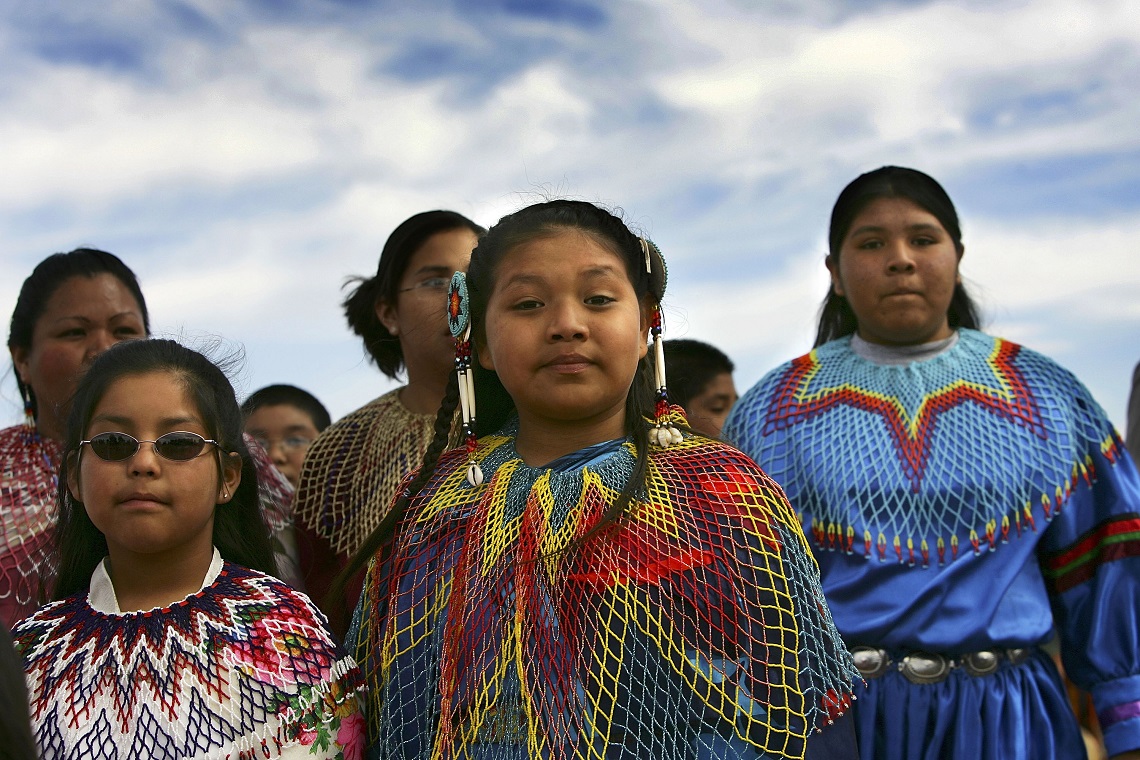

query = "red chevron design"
763;339;1046;489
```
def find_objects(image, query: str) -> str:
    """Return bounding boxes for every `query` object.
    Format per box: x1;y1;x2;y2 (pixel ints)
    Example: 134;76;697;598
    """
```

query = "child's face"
69;371;241;565
244;404;319;489
478;229;649;437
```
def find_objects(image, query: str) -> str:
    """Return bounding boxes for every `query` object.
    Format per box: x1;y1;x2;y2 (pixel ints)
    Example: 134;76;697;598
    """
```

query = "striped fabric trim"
1042;513;1140;594
1098;699;1140;730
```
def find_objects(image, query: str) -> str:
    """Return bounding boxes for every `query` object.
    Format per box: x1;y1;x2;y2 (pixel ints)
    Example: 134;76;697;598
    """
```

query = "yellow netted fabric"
353;414;857;759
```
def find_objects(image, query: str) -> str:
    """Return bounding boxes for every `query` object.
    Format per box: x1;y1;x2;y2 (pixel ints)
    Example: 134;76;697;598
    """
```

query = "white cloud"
1;0;1139;428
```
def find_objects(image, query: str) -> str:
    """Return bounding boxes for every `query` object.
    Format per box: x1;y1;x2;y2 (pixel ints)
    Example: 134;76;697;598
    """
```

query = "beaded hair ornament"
641;237;683;449
447;271;483;487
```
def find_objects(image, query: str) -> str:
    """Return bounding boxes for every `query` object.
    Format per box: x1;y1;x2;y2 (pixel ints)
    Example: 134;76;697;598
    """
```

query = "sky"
2;0;1139;433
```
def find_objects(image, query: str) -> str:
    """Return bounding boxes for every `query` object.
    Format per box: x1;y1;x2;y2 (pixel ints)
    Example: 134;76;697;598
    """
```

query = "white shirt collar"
850;330;959;366
88;547;224;614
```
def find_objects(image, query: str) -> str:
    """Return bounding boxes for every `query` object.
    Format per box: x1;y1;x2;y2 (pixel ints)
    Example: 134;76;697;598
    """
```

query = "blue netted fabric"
14;555;365;759
351;412;859;759
725;329;1140;758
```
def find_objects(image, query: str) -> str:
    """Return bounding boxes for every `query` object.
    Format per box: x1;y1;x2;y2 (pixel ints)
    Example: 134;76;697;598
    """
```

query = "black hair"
241;384;331;432
8;248;150;420
53;339;278;600
662;339;735;408
342;210;485;379
335;200;666;596
814;166;982;346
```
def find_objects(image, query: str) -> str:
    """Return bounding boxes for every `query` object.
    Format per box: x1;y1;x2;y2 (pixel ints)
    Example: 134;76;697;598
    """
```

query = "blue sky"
2;0;1139;431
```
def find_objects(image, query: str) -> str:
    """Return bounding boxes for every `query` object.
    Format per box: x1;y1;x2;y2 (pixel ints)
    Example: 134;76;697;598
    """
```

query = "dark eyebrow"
90;414;201;428
581;265;621;279
407;265;455;278
849;223;943;237
502;265;621;289
49;311;139;326
500;273;545;288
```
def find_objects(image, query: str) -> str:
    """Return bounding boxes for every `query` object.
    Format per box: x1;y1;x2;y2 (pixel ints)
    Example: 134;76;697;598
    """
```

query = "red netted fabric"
353;412;857;759
0;423;60;627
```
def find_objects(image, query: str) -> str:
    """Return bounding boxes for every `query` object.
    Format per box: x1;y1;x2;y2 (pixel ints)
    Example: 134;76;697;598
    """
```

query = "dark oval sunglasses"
79;431;221;462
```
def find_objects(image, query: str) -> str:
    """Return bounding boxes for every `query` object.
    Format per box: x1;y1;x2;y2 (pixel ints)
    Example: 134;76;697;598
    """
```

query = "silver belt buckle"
851;646;891;679
961;650;1000;677
1007;647;1030;666
900;652;954;685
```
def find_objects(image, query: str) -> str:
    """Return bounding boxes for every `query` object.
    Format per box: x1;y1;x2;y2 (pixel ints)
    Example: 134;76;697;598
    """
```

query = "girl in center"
346;200;859;759
14;339;364;759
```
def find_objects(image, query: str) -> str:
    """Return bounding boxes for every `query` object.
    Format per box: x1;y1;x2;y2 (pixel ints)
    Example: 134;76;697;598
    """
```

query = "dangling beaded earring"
447;272;484;487
641;238;683;449
19;384;35;432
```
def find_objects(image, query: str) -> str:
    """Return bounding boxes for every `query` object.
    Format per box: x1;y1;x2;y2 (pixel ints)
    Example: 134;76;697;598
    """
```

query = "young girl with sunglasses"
344;200;859;759
13;339;364;759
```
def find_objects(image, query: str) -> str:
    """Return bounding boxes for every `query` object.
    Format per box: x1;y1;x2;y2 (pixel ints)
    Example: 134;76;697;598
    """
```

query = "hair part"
241;384;331;432
814;166;981;346
334;200;667;597
8;248;150;420
342;211;485;379
53;339;278;600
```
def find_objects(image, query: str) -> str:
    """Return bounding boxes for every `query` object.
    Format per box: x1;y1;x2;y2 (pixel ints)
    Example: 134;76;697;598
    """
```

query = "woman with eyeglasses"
293;210;484;634
3;249;297;628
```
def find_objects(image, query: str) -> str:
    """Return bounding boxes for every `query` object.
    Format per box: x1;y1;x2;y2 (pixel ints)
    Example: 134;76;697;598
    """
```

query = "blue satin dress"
725;329;1140;759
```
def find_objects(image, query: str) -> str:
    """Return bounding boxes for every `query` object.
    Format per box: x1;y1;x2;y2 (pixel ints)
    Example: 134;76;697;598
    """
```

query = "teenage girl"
13;339;364;760
345;200;859;759
725;166;1140;759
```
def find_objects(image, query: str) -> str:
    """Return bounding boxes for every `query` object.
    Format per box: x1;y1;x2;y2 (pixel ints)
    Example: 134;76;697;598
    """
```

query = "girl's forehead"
496;229;630;279
851;196;942;227
89;371;202;423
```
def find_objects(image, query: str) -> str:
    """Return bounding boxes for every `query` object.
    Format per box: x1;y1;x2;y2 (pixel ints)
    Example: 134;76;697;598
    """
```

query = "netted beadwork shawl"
728;329;1117;567
354;420;857;759
0;423;60;627
295;389;445;557
14;561;365;759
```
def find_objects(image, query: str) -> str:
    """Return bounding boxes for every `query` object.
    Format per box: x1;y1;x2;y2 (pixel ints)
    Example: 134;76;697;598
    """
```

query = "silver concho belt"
851;646;1032;685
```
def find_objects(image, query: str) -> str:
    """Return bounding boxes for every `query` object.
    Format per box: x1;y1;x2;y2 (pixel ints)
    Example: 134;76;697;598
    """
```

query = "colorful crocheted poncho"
725;329;1140;758
14;552;365;759
352;420;858;759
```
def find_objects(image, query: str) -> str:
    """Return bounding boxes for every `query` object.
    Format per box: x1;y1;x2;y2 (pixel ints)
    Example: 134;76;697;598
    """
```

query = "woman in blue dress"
724;166;1140;760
